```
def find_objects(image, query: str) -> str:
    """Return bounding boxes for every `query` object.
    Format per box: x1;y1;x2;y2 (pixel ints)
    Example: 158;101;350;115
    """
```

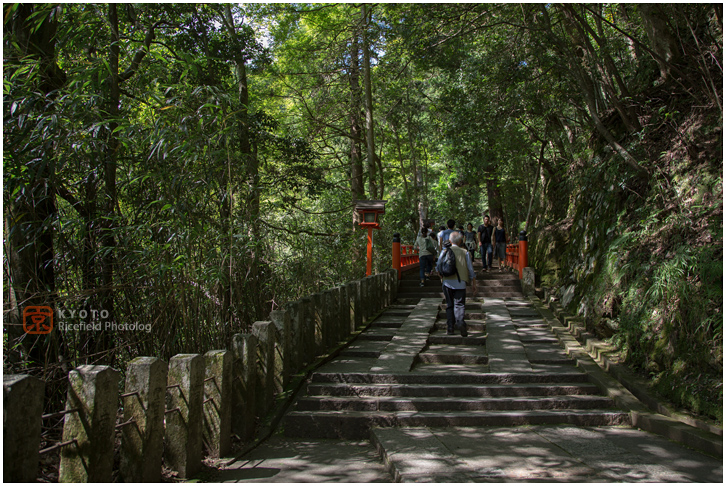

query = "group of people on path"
412;213;508;337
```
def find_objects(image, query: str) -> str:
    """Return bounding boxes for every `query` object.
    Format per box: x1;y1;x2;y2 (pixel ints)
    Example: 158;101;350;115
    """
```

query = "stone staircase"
397;265;524;300
282;265;631;441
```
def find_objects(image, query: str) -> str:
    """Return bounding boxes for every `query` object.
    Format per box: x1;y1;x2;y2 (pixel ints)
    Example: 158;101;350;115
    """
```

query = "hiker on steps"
493;218;508;272
477;214;495;273
437;231;477;337
414;227;437;287
438;219;456;249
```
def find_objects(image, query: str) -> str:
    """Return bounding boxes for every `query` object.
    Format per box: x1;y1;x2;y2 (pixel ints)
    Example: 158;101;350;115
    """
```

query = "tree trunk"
638;4;681;83
362;4;377;198
349;28;365;207
223;4;261;322
4;4;64;367
95;3;122;363
486;179;504;222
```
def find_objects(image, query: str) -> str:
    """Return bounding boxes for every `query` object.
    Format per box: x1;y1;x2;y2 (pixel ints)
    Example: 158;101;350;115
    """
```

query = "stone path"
213;269;722;483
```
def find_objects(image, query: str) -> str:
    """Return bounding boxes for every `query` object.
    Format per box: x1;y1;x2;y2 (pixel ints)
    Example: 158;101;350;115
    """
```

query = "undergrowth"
534;96;723;424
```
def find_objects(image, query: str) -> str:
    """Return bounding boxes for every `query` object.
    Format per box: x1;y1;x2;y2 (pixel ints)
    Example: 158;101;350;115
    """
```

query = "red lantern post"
354;200;387;276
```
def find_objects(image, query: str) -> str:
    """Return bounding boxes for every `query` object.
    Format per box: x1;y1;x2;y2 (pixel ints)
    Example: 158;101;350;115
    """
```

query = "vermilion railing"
393;231;528;280
505;231;528;278
392;233;420;279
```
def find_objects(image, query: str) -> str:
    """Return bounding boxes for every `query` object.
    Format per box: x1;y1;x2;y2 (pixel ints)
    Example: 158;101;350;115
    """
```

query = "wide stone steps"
294;395;617;412
283;409;630;440
284;369;628;439
304;382;603;398
282;272;630;442
309;371;591;384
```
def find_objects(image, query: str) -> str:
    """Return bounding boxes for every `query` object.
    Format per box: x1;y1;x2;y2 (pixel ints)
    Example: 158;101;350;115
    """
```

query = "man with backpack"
437;231;477;336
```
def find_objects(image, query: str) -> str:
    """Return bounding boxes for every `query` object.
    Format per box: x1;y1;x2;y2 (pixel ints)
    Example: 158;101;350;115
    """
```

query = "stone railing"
3;269;398;482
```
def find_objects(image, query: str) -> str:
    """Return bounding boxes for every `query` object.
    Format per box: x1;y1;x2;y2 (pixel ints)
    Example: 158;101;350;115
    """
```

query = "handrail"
393;231;527;280
505;231;528;278
391;234;420;279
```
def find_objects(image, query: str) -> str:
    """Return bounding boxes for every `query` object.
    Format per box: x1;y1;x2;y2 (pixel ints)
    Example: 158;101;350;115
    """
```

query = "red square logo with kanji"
23;306;54;334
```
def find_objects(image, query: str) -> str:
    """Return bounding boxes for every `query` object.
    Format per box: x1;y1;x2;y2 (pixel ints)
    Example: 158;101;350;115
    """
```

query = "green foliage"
4;2;721;424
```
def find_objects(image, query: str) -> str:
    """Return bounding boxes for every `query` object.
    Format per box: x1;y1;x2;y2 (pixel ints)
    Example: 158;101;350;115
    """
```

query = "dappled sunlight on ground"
212;435;391;483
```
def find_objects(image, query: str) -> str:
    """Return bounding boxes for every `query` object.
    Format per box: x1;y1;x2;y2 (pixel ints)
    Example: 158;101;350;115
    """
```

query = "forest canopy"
3;3;722;421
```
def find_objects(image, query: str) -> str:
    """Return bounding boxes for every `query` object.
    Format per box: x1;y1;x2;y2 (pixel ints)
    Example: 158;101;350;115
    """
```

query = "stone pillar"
346;281;360;332
321;289;335;349
300;296;315;364
164;354;204;479
338;285;351;339
269;309;292;387
203;350;232;458
59;365;120;483
364;276;375;317
230;333;257;441
3;374;44;482
285;300;303;372
251;321;276;411
311;293;324;355
522;267;535;296
388;269;399;302
120;357;167;483
359;277;370;323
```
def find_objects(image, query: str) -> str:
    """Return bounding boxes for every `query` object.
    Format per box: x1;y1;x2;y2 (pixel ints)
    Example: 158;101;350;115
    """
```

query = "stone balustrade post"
285;300;303;372
231;333;257;441
360;277;370;323
388;268;399;302
203;350;232;458
522;267;535;296
251;321;276;411
164;354;204;478
322;289;335;348
311;293;324;355
300;296;315;365
365;275;375;317
59;365;120;483
346;281;361;332
269;309;292;388
338;284;351;339
3;374;44;482
120;357;167;483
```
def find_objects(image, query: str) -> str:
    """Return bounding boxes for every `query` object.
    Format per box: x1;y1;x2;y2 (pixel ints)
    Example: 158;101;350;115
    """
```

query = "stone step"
437;303;483;311
399;287;522;301
433;321;486;332
304;383;603;398
339;349;382;359
427;335;487;345
310;372;591;385
294;395;616;413
436;311;485;320
356;333;394;341
399;285;522;292
283;409;631;439
416;353;489;365
370;320;404;329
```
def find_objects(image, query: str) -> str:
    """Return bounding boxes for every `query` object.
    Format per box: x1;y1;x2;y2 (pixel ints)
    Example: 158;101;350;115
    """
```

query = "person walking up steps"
494;218;507;271
414;227;437;286
477;214;494;272
464;223;478;262
437;231;477;336
438;219;456;249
